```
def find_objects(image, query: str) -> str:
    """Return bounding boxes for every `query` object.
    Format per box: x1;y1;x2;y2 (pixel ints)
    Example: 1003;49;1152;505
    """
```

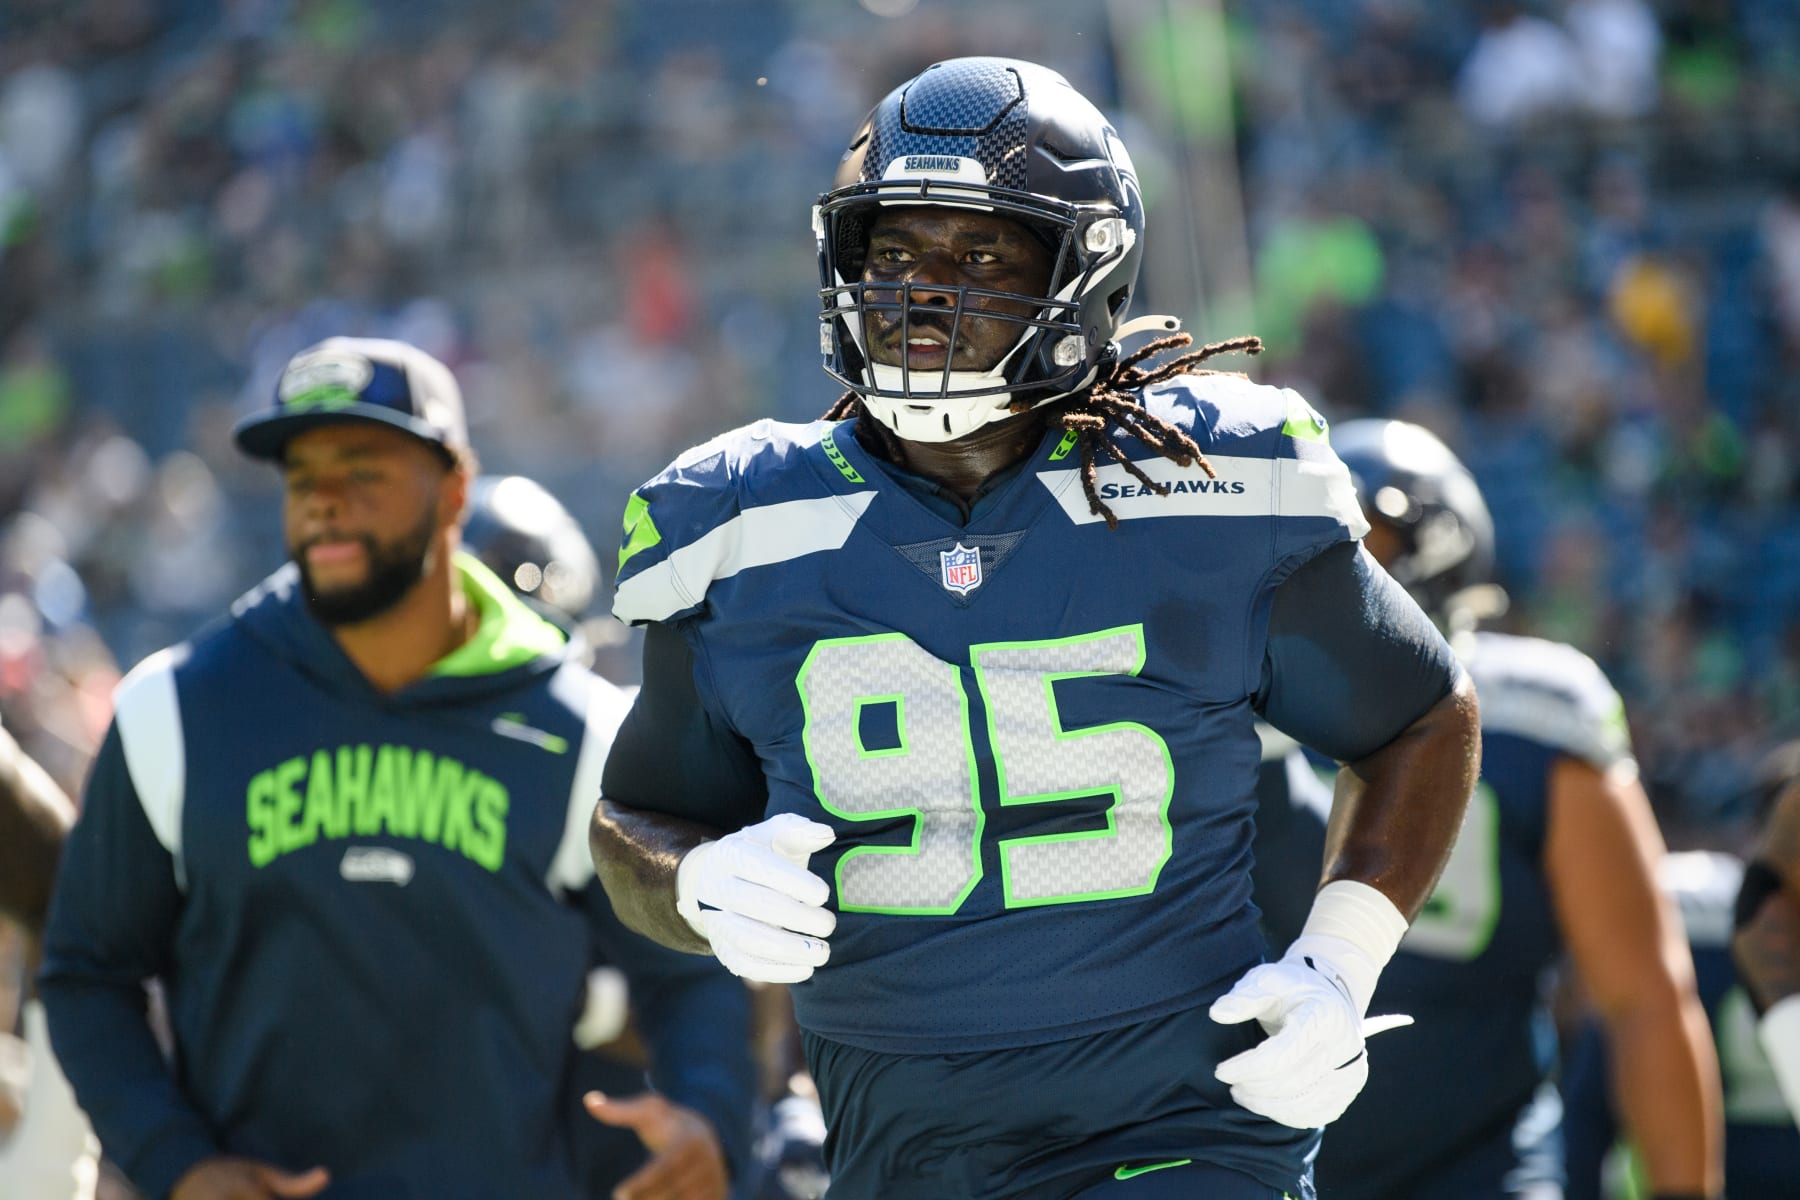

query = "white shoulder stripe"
547;678;633;895
1036;453;1370;533
613;492;877;624
111;647;187;882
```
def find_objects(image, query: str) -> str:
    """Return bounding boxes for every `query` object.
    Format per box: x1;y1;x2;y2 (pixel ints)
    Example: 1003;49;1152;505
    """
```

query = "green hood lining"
430;552;568;677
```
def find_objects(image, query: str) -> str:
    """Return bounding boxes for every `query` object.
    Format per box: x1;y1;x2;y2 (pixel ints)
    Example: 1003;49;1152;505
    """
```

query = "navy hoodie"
39;555;752;1199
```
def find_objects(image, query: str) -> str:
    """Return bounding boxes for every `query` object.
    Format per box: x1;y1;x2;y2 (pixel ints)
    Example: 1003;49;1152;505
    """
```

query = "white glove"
676;813;837;984
1211;881;1412;1129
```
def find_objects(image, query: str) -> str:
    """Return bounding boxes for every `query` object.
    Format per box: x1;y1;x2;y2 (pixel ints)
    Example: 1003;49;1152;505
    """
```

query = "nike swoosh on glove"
1209;932;1412;1129
676;812;837;984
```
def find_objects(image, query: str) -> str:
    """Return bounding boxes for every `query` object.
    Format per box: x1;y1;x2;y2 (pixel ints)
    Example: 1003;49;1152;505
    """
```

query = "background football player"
1252;418;1722;1200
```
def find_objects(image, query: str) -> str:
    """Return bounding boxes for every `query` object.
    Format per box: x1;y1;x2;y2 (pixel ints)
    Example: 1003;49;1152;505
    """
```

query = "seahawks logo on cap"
279;350;375;413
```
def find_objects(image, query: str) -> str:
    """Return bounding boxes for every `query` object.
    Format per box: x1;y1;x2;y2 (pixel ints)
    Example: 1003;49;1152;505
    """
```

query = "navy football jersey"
1254;631;1635;1199
614;375;1367;1053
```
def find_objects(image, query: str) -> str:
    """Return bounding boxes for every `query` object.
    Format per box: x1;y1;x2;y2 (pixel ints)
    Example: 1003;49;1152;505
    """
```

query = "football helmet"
1330;419;1501;627
815;57;1156;442
462;475;600;625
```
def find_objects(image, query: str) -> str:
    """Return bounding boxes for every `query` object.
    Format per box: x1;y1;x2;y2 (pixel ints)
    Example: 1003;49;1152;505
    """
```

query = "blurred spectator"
0;57;82;195
0;328;71;510
1567;0;1662;121
1456;2;1586;131
1759;178;1800;354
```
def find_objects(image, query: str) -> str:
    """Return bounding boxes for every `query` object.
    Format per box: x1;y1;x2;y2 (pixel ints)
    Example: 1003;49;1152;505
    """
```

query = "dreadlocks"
822;333;1264;529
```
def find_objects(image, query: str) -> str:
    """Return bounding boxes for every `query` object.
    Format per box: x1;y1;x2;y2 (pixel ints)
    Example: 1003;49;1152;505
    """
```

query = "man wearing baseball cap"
38;337;754;1200
233;337;472;467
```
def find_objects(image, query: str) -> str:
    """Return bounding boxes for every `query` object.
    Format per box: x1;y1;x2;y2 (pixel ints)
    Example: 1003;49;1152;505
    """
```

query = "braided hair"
823;333;1263;529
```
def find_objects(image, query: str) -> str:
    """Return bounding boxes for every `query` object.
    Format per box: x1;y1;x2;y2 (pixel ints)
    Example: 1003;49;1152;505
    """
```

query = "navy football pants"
804;995;1316;1200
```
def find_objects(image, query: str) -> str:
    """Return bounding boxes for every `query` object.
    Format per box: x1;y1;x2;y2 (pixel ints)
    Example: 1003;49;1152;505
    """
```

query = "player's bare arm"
592;800;717;955
590;621;785;960
0;724;75;935
1324;672;1480;918
1547;756;1723;1198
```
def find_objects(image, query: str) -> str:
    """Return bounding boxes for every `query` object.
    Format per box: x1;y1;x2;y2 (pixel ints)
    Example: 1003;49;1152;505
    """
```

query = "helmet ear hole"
1107;287;1131;319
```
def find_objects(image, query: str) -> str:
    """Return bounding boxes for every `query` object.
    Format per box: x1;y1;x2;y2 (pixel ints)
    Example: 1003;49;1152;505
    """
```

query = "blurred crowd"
0;0;1794;845
1228;0;1800;840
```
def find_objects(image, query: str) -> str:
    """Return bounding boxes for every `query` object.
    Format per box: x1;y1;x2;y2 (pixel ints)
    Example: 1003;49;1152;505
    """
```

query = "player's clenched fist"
171;1157;329;1200
676;813;837;983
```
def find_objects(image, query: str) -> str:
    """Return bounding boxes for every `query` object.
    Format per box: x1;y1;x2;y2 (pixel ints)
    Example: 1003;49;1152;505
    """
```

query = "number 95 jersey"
613;376;1368;1054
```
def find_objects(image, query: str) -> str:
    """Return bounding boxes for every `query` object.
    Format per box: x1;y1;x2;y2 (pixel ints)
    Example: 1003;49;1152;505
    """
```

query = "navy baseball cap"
232;336;470;462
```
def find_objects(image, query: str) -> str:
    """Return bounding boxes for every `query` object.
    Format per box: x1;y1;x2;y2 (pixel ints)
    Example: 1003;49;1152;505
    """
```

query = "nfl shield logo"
939;543;982;595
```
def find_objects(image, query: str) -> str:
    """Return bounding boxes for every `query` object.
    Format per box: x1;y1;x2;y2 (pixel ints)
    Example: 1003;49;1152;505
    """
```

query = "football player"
1252;418;1722;1200
593;58;1480;1200
462;472;753;1200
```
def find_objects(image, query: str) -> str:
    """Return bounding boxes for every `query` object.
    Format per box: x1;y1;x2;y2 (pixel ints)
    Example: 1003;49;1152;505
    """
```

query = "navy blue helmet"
462;475;600;625
815;57;1150;442
1331;419;1498;626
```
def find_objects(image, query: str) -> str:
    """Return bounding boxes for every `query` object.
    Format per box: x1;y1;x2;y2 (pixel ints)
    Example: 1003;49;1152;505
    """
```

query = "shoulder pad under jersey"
612;419;874;625
1463;631;1635;773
